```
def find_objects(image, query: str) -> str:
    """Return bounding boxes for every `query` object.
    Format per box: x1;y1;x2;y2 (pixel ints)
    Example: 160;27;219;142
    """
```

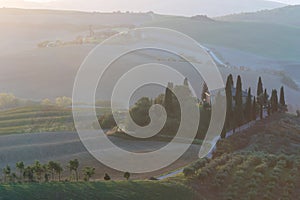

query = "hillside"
176;113;300;199
143;18;300;62
218;5;300;27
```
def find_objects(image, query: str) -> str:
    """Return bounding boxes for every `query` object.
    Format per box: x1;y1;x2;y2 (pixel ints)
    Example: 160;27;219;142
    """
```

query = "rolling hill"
218;5;300;27
177;113;300;199
143;17;300;62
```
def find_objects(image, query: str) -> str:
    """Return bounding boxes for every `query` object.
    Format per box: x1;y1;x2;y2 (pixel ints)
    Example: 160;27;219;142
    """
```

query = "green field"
144;19;300;62
0;181;194;200
0;106;110;135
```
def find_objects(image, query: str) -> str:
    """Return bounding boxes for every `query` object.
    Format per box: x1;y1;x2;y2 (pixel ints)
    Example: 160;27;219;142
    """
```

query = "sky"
1;0;300;17
21;0;300;5
23;0;300;4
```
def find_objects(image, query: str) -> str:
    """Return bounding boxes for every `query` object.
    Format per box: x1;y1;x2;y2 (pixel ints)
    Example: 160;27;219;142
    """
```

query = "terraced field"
0;105;110;135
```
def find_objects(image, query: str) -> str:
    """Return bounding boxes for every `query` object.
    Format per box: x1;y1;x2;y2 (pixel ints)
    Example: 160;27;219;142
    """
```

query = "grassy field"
0;105;110;135
0;181;194;200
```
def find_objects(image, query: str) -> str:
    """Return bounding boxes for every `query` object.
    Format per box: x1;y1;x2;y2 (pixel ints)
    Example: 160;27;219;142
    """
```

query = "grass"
0;105;110;135
0;181;194;200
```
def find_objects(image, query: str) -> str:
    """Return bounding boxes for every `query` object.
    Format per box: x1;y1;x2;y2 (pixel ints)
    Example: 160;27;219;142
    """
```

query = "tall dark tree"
201;82;209;103
222;74;233;138
256;77;264;119
271;89;279;113
252;96;257;121
264;89;269;104
257;93;265;120
244;87;252;122
257;77;263;97
183;77;189;87
280;86;286;106
164;82;174;116
235;75;244;126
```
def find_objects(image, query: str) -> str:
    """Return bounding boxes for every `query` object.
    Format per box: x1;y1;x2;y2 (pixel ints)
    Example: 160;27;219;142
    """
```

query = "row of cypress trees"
221;74;286;138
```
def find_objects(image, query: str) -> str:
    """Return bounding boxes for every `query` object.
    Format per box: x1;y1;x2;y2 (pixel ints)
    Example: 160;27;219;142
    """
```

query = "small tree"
124;172;130;180
98;114;117;129
24;166;34;182
201;82;209;103
54;162;63;182
68;159;79;181
16;161;25;181
33;161;43;182
48;161;56;181
83;167;95;182
183;77;189;87
2;165;11;183
183;167;195;177
104;173;111;181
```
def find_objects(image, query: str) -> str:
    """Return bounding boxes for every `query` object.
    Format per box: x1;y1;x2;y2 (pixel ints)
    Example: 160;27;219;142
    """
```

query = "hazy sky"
1;0;300;16
23;0;300;5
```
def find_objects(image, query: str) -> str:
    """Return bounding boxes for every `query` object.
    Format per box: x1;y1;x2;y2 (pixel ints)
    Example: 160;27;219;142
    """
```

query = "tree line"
221;74;287;138
100;75;287;140
1;159;131;184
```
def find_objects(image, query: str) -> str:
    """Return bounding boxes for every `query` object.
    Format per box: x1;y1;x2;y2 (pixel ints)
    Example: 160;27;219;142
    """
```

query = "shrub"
183;167;195;177
255;164;267;174
98;114;117;129
124;172;130;180
191;158;209;170
104;173;111;181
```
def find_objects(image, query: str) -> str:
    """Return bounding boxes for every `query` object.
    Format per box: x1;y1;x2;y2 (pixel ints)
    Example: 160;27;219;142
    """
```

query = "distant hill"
218;5;300;27
144;17;300;62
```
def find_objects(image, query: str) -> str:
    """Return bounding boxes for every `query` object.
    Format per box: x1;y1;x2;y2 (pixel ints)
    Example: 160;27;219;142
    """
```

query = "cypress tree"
271;89;279;113
183;77;189;87
245;87;252;122
235;75;244;126
224;74;233;136
252;96;257;120
264;89;269;104
257;77;263;97
256;77;264;119
280;86;286;106
164;82;173;116
201;82;209;103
